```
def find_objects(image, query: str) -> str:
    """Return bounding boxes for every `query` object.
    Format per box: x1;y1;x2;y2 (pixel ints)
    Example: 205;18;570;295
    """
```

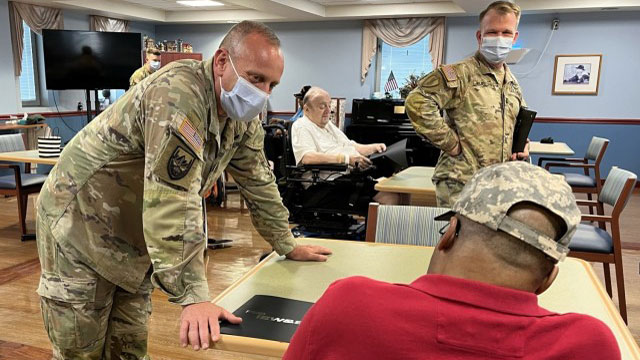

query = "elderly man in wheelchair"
274;87;397;238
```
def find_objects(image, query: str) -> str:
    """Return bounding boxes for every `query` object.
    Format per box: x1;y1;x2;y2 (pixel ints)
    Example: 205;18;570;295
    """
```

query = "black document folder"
219;295;314;343
512;107;537;153
369;138;408;176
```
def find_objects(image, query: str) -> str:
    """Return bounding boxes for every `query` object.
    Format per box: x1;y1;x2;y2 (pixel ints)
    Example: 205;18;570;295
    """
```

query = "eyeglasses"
438;220;461;236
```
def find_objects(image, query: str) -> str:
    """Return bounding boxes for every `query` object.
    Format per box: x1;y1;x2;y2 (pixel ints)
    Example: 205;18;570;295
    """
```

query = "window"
377;35;433;96
20;22;41;106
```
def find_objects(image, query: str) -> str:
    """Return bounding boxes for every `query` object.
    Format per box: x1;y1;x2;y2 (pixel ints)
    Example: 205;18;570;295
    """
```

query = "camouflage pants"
434;179;466;208
37;219;153;360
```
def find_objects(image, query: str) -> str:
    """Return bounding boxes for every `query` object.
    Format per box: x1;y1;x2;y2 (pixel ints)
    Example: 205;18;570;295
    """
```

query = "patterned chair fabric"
374;205;450;247
599;167;637;207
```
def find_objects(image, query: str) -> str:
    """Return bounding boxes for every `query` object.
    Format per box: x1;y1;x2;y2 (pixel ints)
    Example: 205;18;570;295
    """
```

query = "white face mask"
219;55;268;122
480;36;513;64
149;60;161;71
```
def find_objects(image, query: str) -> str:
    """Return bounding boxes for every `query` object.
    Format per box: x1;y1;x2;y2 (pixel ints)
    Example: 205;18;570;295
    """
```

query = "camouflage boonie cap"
439;162;581;262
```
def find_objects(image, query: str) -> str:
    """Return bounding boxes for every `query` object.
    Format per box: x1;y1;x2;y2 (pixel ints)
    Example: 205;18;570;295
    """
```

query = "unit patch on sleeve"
167;146;195;180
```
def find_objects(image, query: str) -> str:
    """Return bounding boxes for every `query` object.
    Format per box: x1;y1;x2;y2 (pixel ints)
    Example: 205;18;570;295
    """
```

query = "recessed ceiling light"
177;0;224;6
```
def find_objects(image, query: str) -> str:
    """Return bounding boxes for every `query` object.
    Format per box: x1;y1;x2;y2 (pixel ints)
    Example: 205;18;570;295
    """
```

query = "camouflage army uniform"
36;58;296;359
129;65;154;88
406;52;526;207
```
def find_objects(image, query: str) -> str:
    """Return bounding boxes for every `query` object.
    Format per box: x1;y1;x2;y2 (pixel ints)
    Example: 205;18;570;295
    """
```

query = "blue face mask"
480;36;513;64
149;60;161;71
219;55;268;122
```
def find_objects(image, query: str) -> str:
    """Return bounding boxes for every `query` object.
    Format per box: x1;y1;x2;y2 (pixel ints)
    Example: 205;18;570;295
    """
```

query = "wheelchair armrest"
263;123;287;133
300;164;348;172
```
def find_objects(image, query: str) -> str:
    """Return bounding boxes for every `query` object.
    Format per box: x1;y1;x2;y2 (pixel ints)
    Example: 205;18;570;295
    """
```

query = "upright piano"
346;99;440;167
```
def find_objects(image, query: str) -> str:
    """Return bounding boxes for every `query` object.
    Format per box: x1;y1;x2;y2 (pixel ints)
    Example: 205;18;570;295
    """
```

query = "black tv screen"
43;29;142;90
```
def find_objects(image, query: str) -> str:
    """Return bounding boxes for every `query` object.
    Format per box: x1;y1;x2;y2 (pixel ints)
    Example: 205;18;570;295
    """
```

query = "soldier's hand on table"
350;154;372;170
180;302;242;350
286;245;333;262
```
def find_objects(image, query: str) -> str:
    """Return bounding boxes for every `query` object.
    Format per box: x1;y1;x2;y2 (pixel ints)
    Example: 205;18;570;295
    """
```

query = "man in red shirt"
284;161;621;360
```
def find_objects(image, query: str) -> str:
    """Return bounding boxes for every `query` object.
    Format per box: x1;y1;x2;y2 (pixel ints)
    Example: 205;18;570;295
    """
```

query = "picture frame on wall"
552;54;602;95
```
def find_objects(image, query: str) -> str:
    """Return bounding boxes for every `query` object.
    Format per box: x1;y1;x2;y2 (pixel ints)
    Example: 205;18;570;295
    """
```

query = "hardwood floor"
0;192;639;359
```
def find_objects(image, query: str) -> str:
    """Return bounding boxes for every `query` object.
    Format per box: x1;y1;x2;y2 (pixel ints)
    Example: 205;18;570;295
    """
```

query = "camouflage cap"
438;161;581;262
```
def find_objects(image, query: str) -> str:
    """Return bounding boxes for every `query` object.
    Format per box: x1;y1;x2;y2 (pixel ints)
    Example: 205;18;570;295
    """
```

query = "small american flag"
179;118;203;152
384;71;399;93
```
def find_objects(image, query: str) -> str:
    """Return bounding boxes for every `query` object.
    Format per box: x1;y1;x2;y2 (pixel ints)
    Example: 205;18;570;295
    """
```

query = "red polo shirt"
284;274;620;360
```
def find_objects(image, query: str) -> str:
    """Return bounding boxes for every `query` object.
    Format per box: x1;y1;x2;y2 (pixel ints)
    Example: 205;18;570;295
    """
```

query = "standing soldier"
36;21;331;360
406;1;529;207
129;47;161;87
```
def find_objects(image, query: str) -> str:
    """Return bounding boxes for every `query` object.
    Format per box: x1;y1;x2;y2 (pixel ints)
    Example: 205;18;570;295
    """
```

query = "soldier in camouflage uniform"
406;1;529;207
129;48;161;88
36;21;332;359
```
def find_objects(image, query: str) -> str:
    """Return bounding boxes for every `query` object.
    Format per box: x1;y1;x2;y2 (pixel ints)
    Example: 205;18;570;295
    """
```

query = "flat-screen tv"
43;29;142;90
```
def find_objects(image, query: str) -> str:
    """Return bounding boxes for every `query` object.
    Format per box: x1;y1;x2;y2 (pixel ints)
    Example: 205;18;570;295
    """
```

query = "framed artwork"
552;54;602;95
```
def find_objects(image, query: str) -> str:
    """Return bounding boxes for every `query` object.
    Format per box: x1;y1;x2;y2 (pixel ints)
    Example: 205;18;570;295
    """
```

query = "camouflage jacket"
129;65;154;88
37;58;296;305
406;52;526;185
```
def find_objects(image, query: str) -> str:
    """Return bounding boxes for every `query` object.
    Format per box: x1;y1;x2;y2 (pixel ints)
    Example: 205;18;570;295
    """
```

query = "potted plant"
399;73;426;99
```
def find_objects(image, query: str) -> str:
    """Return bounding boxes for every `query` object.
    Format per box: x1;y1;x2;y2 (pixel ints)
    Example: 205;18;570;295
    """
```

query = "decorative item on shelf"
166;40;177;52
143;35;155;50
177;38;183;52
399;72;426;99
38;128;61;158
156;41;166;52
182;43;193;53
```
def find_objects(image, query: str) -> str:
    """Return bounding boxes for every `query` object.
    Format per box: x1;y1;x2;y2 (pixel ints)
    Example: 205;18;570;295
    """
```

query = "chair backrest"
585;136;609;162
599;167;637;209
367;203;450;246
0;134;27;177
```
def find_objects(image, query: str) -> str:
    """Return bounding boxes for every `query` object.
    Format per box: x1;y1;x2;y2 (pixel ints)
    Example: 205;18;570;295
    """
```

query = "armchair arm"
537;157;586;166
544;162;594;171
576;200;599;206
581;214;612;222
0;164;23;189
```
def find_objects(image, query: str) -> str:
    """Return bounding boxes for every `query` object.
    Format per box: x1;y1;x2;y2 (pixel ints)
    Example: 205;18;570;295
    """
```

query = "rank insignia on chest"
168;146;195;180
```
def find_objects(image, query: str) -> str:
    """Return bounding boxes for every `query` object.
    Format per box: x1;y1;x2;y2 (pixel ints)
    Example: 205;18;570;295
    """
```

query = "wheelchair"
263;120;378;240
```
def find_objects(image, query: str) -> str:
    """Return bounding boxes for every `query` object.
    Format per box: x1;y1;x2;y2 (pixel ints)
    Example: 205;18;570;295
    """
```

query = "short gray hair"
219;21;281;56
302;86;329;107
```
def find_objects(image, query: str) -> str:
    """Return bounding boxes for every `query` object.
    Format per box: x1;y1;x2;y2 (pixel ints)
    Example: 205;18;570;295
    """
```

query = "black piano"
346;99;440;167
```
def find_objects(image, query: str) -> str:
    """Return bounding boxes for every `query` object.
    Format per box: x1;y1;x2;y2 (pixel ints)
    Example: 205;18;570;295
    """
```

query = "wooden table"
374;166;436;206
529;141;575;156
212;238;640;359
0;149;58;166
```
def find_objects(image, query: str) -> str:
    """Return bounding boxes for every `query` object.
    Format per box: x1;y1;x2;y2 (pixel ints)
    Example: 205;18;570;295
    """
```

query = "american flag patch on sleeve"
178;118;204;152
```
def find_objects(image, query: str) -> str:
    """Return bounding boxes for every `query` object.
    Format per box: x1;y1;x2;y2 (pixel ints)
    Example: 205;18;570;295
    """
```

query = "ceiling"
11;0;640;23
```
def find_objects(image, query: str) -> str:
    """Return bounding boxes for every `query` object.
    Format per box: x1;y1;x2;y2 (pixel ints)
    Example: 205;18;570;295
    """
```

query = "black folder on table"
219;295;314;343
512;107;537;153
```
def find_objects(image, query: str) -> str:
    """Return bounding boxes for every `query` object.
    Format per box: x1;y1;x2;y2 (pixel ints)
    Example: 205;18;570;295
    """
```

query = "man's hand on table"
286;245;333;262
180;302;242;350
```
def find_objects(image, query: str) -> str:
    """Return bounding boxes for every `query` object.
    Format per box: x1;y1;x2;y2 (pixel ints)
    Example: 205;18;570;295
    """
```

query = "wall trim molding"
535;117;640;125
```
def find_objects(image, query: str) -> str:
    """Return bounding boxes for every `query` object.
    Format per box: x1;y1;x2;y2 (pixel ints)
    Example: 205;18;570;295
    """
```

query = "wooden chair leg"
614;259;627;323
586;193;594;215
603;263;613;298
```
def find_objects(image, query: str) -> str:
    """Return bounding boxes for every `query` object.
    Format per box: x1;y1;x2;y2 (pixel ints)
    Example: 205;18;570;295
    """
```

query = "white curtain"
9;1;64;76
90;15;129;32
361;17;446;83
